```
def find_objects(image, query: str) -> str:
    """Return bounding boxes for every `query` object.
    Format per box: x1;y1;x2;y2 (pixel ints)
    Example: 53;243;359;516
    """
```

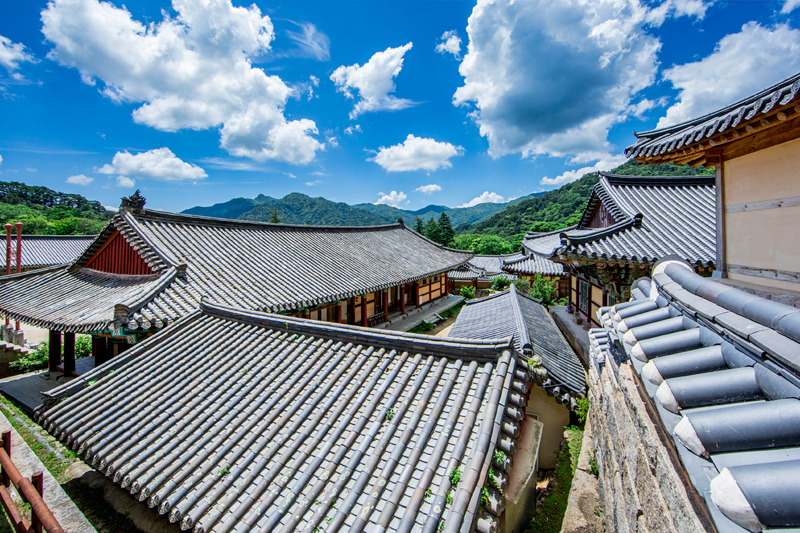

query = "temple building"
449;254;519;291
38;299;539;533
1;234;94;272
503;230;569;298
0;192;470;373
552;173;716;326
449;284;586;472
585;71;800;532
627;71;800;304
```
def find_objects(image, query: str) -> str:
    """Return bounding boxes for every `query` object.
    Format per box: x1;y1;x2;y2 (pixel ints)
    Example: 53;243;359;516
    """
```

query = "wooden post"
334;303;342;323
472;278;478;289
1;431;9;487
31;471;43;533
415;283;420;309
383;290;389;323
48;331;61;373
361;295;368;327
715;161;726;276
91;336;103;366
400;285;406;315
63;332;76;376
348;298;355;325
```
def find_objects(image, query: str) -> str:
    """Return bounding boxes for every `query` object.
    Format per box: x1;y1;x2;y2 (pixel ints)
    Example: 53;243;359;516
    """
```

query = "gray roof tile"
0;235;95;269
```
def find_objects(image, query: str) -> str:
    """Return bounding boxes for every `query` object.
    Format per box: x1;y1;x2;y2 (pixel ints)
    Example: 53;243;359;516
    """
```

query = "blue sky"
1;0;799;213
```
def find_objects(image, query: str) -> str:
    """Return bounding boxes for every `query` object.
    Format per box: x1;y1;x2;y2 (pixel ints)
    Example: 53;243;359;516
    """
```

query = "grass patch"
526;426;584;533
0;395;77;482
409;322;436;334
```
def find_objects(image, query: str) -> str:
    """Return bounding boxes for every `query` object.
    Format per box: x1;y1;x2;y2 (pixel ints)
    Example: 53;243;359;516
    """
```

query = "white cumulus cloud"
783;0;800;13
66;174;94;185
658;22;800;128
41;0;322;164
375;190;408;207
370;135;463;172
415;184;442;194
98;147;207;183
331;43;416;118
0;154;3;166
116;176;135;188
0;35;35;81
540;154;627;186
458;191;506;208
453;0;667;164
344;124;361;135
436;30;462;58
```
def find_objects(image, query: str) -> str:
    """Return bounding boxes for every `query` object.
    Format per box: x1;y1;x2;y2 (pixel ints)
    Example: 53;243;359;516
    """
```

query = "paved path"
0;357;95;415
380;295;464;332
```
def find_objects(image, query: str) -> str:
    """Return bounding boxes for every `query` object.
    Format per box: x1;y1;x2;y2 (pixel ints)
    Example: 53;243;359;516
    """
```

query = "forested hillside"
0;181;113;235
469;160;713;239
238;193;388;226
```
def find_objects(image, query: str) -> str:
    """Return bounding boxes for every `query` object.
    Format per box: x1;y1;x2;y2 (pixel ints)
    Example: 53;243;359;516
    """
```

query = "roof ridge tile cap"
508;284;531;351
200;299;515;359
658;258;800;337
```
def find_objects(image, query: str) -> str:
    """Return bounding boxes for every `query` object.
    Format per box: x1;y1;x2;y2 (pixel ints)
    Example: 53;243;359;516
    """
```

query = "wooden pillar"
415;283;420;309
48;330;61;373
400;285;406;315
63;332;76;376
361;295;368;327
92;336;104;366
714;161;726;276
472;278;478;289
334;303;342;323
383;290;389;322
348;298;355;325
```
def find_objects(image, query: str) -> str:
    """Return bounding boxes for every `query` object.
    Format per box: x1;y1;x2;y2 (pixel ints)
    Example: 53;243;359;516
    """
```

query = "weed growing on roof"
385;408;394;422
527;357;542;369
87;379;97;386
487;468;502;493
424;487;432;500
493;449;506;465
480;488;489;508
219;464;230;477
445;491;453;506
438;519;445;531
448;466;461;486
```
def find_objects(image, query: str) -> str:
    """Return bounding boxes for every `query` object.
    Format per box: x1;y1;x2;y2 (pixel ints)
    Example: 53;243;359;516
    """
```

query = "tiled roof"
37;300;533;533
626;71;800;165
450;285;585;401
502;252;564;276
556;174;716;266
448;263;484;280
521;229;566;256
468;254;522;274
592;258;800;532
0;235;94;270
0;209;471;333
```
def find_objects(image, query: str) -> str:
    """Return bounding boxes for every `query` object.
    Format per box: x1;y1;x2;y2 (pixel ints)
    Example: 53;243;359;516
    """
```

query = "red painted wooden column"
472;278;478;289
383;290;389;322
48;331;61;373
334;303;342;323
415;283;420;309
400;285;406;315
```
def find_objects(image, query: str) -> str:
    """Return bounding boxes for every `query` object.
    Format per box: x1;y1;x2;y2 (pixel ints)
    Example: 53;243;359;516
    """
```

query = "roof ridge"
600;173;716;186
201;299;514;360
508;284;531;352
633;70;800;139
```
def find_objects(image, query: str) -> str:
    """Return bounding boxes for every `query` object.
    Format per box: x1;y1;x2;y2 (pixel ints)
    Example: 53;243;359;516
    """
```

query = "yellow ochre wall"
526;386;570;469
723;136;800;290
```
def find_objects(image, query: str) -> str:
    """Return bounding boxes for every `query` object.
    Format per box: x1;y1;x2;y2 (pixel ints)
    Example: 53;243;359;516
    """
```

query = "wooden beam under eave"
722;115;800;161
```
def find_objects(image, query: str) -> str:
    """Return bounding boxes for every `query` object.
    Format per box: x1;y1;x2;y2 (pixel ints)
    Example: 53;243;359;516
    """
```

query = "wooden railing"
0;431;64;533
367;312;386;327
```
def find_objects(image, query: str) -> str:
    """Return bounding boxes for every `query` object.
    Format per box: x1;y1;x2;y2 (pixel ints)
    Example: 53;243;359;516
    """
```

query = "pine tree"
413;217;424;234
424;218;442;244
438;212;455;247
268;208;281;223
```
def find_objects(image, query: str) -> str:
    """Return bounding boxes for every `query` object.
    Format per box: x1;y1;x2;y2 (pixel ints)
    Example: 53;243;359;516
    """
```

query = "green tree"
491;277;511;291
451;234;477;251
513;278;531;294
438;212;455;247
413;217;424;234
529;274;559;306
424;218;442;244
474;234;512;255
268;208;281;223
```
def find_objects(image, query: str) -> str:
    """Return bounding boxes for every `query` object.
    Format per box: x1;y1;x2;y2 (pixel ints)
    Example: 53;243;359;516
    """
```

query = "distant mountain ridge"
182;191;542;228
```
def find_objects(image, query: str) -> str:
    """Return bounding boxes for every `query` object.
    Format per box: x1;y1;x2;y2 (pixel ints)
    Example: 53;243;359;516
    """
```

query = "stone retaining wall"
588;361;708;533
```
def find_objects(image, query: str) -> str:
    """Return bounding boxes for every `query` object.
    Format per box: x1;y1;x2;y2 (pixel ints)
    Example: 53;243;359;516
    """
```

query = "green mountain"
470;160;714;239
238;193;387;226
184;192;542;227
0;181;113;235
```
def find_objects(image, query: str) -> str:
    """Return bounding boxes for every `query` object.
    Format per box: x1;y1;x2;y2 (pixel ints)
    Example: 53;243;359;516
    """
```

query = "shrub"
10;335;93;373
459;286;476;299
490;277;511;291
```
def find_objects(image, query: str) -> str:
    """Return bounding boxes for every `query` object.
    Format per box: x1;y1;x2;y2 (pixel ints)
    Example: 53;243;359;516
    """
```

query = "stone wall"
588;361;708;533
